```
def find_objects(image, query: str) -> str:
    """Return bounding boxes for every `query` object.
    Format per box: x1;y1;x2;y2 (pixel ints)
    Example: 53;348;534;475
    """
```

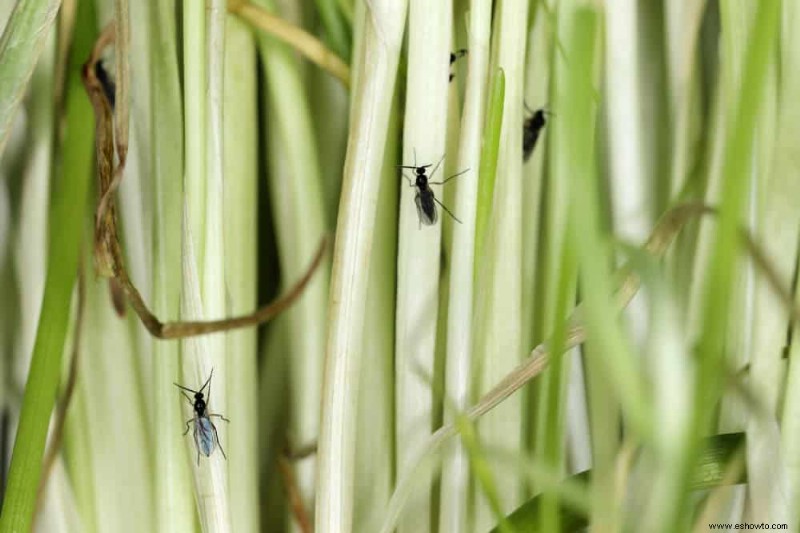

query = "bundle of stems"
0;1;798;532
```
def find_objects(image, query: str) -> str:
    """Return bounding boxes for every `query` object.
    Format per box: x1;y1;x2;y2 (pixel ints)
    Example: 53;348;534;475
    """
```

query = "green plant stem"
472;0;528;526
312;0;351;59
537;233;576;533
473;69;504;261
678;2;780;529
0;1;96;529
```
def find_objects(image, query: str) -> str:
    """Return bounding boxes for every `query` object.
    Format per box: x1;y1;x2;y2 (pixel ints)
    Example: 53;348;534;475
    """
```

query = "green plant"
1;1;797;532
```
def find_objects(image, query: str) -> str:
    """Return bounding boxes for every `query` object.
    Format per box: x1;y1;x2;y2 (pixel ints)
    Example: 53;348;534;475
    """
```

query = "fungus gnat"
175;369;229;465
449;49;467;82
95;59;116;108
523;103;551;162
400;153;468;227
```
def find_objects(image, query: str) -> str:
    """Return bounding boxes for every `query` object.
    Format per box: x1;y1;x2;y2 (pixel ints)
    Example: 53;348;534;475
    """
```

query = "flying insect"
449;49;467;82
175;369;229;465
95;59;116;108
523;103;551;161
400;153;468;227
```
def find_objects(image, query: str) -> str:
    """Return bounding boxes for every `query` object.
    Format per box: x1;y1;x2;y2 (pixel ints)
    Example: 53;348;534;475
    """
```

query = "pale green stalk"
12;21;54;389
636;0;671;215
77;274;152;533
95;0;111;25
0;0;60;158
521;2;550;361
150;0;193;529
439;1;491;531
529;6;577;511
684;0;749;337
203;0;227;346
13;27;56;530
778;3;800;525
394;0;451;531
180;0;231;529
223;15;259;533
714;2;758;439
664;0;707;197
635;262;694;533
316;2;407;530
77;1;156;529
253;0;330;511
180;232;232;532
472;0;528;528
351;5;393;529
605;0;649;239
258;311;290;529
65;366;97;533
745;32;789;526
114;0;130;160
183;0;207;272
744;2;796;524
37;460;83;533
353;92;399;533
117;0;152;418
311;72;349;223
119;0;153;288
0;2;13;33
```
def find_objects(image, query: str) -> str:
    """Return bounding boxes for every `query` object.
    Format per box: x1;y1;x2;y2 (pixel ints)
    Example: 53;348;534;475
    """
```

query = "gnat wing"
415;192;437;226
194;417;218;457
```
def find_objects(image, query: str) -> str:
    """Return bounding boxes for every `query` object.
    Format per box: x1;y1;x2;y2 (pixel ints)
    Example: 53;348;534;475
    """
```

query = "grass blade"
0;2;96;528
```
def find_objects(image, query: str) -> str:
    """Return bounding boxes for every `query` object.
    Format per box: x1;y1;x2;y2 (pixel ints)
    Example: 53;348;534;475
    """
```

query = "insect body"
95;59;116;108
449;49;467;82
175;369;229;465
523;104;550;162
400;154;468;227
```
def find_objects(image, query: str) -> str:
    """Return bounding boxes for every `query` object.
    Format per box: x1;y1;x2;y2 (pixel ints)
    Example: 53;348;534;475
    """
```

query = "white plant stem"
222;14;259;533
316;1;408;531
778;3;800;527
439;1;490;531
150;0;193;529
395;0;451;531
354;88;399;533
180;0;231;529
78;275;152;533
180;222;232;533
